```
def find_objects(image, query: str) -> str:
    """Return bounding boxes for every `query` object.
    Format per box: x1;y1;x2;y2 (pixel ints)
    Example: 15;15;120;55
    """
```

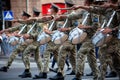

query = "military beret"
22;11;31;17
33;7;40;16
50;3;59;12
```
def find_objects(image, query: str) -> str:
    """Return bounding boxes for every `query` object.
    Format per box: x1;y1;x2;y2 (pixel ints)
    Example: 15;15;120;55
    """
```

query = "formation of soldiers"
0;0;120;80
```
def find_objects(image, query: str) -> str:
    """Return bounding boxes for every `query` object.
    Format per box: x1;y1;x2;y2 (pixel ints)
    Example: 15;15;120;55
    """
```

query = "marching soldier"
49;0;77;79
0;11;31;72
75;0;119;79
18;7;44;78
32;4;61;79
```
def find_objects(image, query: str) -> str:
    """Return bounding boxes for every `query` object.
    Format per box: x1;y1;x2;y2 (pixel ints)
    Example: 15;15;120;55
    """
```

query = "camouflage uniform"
57;11;77;75
89;6;120;80
22;23;43;72
68;10;100;80
4;24;32;68
42;17;61;73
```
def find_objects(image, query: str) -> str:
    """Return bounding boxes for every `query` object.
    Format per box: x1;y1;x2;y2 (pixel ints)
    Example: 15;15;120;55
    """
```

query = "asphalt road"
0;57;119;80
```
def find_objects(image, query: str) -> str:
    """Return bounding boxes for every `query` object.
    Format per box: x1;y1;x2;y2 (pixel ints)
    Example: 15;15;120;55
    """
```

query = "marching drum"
52;30;68;44
68;13;90;44
92;11;116;47
8;24;27;46
51;19;68;44
92;30;112;47
37;21;55;45
69;27;87;44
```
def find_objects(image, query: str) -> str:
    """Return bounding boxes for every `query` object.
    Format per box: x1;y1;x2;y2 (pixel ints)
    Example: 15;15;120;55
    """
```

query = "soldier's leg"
34;46;43;73
0;44;26;72
75;44;87;80
105;54;117;78
87;48;100;80
19;44;37;78
67;45;76;75
99;47;108;80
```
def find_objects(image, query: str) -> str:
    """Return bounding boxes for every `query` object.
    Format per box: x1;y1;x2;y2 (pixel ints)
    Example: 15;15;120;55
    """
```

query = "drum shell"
9;36;19;46
71;32;87;44
92;33;112;47
69;28;87;44
39;36;51;45
52;31;68;44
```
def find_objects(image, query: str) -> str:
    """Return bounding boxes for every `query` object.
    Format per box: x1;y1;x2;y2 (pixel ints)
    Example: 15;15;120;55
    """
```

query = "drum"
8;36;19;46
69;27;87;44
37;32;51;45
92;32;112;47
52;30;68;44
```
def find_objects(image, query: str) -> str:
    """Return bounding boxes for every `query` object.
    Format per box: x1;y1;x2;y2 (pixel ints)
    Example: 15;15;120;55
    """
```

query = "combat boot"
49;72;64;80
105;71;117;78
67;70;75;75
18;69;32;78
33;72;47;79
0;66;8;72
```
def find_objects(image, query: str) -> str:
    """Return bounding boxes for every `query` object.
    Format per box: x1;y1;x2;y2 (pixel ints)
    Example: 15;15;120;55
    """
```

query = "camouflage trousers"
22;42;43;72
99;38;120;80
57;41;76;75
43;41;60;72
5;44;27;68
76;40;99;80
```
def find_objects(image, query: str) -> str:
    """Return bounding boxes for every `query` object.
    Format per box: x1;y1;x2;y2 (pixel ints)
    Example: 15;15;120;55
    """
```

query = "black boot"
18;69;32;78
33;72;47;79
49;68;58;73
106;71;117;78
0;66;8;72
49;72;64;80
67;70;75;75
86;72;93;76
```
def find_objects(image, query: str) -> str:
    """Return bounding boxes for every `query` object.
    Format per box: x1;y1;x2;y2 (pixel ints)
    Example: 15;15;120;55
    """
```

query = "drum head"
72;32;87;44
26;39;33;44
54;34;68;44
39;36;51;45
11;41;18;46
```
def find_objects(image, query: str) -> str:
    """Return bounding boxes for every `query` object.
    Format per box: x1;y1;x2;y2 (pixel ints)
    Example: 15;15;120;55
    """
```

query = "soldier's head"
33;7;40;17
21;11;31;20
50;4;59;15
84;0;94;6
64;0;74;8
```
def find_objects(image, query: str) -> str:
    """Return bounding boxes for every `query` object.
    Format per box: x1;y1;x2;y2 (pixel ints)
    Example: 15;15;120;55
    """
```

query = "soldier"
0;11;31;72
32;4;61;79
75;0;119;79
18;7;44;78
49;0;77;80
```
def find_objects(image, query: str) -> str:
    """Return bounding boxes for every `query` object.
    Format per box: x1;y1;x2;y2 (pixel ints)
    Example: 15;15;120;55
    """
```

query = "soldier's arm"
36;16;53;23
67;11;84;20
17;19;35;24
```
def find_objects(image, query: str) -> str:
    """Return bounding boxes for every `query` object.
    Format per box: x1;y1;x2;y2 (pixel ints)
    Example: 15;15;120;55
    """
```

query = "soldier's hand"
78;24;84;29
44;29;53;34
23;34;30;39
102;28;112;34
58;28;70;32
14;34;22;37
